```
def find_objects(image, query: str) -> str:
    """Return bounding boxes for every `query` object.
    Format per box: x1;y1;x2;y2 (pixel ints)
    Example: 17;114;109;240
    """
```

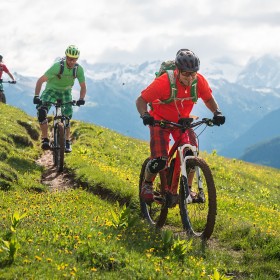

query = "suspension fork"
178;144;200;202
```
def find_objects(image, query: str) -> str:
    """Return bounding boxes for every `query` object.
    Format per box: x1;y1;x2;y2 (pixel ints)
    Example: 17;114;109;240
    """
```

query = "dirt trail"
36;150;74;191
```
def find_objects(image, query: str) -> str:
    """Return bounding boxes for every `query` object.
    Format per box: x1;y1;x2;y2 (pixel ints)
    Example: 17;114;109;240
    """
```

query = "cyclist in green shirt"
33;45;87;152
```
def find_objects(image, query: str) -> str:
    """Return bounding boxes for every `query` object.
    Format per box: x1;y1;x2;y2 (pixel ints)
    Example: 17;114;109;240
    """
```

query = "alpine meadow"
0;103;279;280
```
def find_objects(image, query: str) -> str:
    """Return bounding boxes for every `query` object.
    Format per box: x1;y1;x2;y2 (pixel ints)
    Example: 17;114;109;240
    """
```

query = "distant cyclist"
33;45;87;152
0;54;16;103
136;49;225;203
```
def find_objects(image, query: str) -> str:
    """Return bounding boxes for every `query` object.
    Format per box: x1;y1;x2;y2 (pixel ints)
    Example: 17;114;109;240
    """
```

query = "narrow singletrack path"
36;150;75;191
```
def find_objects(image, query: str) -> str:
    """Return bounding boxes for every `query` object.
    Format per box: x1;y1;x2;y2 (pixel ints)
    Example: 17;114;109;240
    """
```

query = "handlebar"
40;100;78;106
154;118;216;130
0;80;16;84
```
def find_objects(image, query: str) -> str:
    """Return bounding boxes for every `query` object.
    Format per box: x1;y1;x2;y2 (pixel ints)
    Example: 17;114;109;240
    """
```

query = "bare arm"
35;75;48;96
79;81;87;99
203;96;220;114
7;72;15;81
136;95;149;116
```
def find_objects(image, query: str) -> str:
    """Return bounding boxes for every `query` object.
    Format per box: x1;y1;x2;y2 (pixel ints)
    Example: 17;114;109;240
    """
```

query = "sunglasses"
180;71;197;77
66;56;78;62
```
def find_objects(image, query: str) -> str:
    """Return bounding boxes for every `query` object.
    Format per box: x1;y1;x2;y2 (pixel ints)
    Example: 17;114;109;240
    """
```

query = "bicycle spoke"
179;157;216;239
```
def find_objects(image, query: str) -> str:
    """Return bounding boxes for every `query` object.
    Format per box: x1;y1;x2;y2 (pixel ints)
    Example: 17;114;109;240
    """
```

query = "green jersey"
44;60;85;90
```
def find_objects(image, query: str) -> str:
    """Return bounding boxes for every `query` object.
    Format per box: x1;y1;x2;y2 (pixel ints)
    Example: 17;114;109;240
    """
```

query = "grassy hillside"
0;103;279;279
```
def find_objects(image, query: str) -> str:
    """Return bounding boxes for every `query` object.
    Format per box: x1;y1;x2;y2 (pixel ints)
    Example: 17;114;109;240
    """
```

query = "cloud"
2;0;280;77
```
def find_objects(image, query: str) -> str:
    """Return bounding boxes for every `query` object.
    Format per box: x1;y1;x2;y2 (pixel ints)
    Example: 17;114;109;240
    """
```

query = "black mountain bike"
0;80;16;104
45;99;77;172
139;118;218;240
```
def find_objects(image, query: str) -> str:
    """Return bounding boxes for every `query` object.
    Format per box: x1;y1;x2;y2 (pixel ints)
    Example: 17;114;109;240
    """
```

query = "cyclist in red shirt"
0;55;16;82
0;54;16;103
136;49;225;202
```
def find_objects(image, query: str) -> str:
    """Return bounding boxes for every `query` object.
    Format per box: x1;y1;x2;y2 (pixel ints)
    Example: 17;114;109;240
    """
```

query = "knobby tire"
53;123;65;172
179;157;216;240
139;158;168;228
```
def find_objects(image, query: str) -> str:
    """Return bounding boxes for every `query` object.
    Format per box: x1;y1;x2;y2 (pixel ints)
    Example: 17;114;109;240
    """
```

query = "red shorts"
149;125;197;158
149;125;197;193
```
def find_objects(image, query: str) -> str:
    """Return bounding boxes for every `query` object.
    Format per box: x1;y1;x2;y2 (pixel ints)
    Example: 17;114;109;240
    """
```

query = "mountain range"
2;54;280;168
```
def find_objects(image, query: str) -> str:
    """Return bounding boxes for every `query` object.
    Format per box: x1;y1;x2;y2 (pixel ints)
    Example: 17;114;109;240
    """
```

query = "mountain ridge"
2;54;280;167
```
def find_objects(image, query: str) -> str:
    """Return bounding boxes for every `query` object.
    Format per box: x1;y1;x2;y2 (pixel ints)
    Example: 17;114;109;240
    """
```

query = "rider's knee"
37;106;48;124
147;157;168;173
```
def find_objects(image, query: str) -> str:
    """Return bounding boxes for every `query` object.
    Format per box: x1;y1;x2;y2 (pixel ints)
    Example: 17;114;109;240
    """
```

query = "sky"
1;0;280;77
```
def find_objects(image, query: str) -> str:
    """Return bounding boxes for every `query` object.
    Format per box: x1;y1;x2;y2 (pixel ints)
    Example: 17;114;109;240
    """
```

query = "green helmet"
65;45;80;58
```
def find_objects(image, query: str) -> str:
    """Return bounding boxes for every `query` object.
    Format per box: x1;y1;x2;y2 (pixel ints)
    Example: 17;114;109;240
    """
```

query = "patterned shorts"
149;125;197;158
39;88;73;118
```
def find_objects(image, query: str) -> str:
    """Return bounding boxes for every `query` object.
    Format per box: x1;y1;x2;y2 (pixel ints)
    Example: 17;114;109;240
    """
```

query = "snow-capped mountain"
238;54;280;88
2;55;280;166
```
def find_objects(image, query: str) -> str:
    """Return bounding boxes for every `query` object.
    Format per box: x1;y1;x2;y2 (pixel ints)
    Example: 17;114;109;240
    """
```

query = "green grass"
0;103;279;279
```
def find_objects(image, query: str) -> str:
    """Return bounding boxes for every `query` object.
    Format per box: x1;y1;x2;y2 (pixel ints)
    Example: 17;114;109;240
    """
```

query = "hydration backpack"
57;58;79;79
155;60;198;103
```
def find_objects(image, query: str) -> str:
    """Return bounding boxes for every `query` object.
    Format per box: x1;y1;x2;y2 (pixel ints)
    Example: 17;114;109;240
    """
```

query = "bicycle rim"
139;158;168;228
179;157;216;240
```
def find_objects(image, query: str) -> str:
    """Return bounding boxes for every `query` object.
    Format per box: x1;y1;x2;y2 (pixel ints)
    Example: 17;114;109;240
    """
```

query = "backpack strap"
57;58;79;79
57;59;65;79
163;71;198;103
190;79;198;102
73;63;79;78
161;70;177;104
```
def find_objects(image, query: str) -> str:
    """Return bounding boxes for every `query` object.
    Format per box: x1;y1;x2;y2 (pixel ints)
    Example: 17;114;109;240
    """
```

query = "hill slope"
240;136;280;168
0;104;279;279
221;107;280;159
5;55;280;160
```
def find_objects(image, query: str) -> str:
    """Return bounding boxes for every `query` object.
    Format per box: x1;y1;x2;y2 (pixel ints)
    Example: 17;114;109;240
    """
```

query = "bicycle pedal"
192;196;205;203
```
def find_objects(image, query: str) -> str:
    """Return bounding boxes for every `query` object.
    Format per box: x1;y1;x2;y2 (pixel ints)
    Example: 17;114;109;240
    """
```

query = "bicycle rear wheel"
179;157;216;240
53;123;65;172
139;158;168;228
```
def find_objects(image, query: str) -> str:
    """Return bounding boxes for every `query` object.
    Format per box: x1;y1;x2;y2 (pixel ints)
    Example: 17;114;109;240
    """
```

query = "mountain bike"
139;118;217;240
44;99;77;172
0;80;16;104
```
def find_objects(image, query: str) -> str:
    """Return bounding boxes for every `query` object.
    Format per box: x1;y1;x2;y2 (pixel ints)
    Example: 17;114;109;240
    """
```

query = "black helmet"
175;49;200;72
0;54;2;60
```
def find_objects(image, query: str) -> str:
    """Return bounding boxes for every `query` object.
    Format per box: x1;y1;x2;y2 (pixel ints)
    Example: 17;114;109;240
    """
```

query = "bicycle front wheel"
139;158;168;228
179;157;216;240
53;123;65;172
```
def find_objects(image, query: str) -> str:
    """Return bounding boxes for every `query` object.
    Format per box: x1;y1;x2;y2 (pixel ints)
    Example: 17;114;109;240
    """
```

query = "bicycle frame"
44;99;76;171
156;118;212;202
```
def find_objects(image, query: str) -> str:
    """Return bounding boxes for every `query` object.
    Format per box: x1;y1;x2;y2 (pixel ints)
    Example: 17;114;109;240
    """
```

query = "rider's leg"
146;125;170;179
141;126;170;201
40;122;49;139
65;125;70;141
37;106;49;138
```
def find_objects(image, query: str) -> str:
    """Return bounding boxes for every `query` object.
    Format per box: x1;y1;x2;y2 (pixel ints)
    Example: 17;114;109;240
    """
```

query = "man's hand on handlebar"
76;99;85;106
212;109;225;126
33;96;41;105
